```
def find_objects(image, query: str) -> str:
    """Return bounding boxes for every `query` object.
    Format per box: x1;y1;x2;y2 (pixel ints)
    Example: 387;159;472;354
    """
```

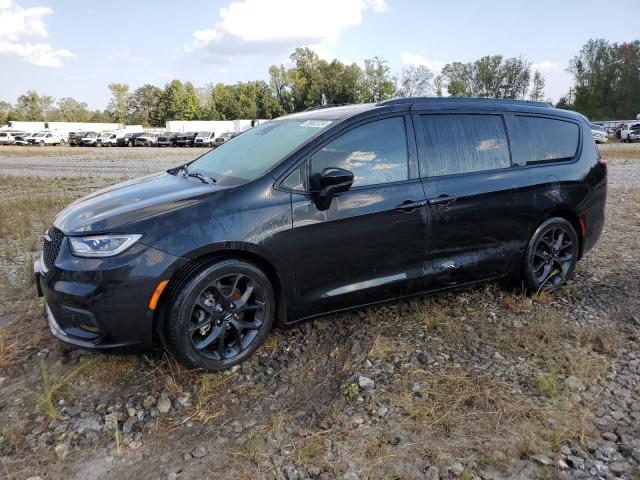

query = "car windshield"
86;132;97;138
187;118;333;184
35;133;45;137
197;131;210;137
591;124;604;131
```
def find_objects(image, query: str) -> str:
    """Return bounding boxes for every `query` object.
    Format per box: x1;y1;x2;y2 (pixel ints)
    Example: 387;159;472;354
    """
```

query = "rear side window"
310;117;408;188
508;116;579;165
418;114;510;177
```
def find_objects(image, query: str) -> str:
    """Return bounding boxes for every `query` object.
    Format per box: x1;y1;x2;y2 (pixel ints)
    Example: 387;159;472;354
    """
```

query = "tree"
498;56;530;99
434;75;443;97
398;65;434;97
440;55;532;99
108;83;129;124
57;97;91;122
530;70;545;101
361;56;396;102
159;80;187;122
0;101;12;125
15;90;44;120
183;82;201;120
128;84;163;126
441;62;474;96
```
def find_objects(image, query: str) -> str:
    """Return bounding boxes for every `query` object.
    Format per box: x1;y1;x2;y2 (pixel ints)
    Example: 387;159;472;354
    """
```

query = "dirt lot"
0;143;638;480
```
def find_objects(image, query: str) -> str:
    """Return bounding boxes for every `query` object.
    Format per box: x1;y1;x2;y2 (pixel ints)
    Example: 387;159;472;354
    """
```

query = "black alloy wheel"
165;259;274;370
524;217;578;292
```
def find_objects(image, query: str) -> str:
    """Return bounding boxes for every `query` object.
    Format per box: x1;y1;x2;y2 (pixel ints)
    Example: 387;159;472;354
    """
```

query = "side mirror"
313;167;354;210
319;168;354;198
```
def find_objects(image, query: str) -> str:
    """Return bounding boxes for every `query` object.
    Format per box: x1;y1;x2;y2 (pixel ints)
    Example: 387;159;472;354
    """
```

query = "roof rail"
304;103;348;111
377;96;552;108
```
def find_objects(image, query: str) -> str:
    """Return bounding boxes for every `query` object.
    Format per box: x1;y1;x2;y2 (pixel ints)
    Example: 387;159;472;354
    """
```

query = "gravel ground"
0;145;198;177
0;143;638;480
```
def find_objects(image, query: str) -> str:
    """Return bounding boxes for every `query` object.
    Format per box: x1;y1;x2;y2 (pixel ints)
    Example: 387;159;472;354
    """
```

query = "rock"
231;420;243;433
191;445;208;458
564;375;586;392
142;395;156;409
157;393;172;414
122;417;136;434
54;442;70;460
449;461;465;476
176;392;192;408
425;466;439;480
377;405;389;417
602;432;618;442
411;382;421;393
358;376;375;390
608;461;630;475
531;454;553;466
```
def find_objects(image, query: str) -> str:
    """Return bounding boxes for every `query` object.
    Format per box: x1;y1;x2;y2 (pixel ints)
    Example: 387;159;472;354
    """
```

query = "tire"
164;259;275;371
96;141;102;147
59;139;65;146
523;217;578;292
39;141;44;146
128;140;134;147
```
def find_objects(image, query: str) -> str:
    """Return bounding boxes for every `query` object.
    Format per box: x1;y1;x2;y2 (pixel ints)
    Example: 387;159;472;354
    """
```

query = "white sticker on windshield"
299;120;332;128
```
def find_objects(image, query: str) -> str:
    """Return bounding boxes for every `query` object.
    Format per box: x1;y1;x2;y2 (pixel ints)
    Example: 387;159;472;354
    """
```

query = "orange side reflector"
148;280;169;310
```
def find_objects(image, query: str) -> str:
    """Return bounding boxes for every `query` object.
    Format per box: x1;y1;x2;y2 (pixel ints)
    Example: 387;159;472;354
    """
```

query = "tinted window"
508;116;579;165
310;117;408;188
419;114;510;177
190;119;333;185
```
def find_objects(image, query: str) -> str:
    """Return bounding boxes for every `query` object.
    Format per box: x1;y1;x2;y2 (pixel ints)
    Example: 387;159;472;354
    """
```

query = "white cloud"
531;60;563;73
185;0;386;59
401;52;446;73
0;1;73;67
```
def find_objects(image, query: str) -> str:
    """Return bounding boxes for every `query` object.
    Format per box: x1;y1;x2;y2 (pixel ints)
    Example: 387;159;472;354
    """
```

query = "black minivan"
35;98;607;371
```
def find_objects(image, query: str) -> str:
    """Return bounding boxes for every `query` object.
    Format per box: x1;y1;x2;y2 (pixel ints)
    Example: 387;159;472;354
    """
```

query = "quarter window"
419;114;510;177
508;116;579;165
310;117;408;188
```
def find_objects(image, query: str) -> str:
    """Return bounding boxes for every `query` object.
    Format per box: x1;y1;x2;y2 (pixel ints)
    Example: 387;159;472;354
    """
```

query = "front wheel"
164;259;275;371
523;217;578;292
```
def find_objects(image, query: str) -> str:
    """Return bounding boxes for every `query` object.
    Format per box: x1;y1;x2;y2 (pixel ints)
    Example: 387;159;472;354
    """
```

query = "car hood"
54;171;227;234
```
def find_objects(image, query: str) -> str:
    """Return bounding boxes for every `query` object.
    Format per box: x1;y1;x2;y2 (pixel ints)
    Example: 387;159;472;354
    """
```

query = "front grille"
43;227;64;270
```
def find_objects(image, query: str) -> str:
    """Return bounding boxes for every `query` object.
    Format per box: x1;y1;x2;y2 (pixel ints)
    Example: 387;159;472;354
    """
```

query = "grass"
0;144;637;479
598;142;640;160
37;356;98;419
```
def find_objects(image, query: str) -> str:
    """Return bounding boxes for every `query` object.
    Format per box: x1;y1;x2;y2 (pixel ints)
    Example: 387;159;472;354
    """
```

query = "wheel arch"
539;207;584;259
153;246;288;348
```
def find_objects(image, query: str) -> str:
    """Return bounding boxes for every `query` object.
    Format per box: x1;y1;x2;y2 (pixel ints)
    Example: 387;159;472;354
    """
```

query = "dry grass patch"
598;143;640;160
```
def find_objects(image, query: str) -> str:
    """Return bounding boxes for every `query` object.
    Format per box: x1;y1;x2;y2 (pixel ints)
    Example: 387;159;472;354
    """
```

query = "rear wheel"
165;259;275;371
523;217;578;292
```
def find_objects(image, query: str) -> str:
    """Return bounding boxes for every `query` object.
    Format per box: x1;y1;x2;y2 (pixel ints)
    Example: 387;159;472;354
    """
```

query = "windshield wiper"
179;165;216;184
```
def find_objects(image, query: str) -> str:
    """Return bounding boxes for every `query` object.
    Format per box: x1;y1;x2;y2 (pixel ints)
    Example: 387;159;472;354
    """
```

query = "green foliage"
128;84;163;126
567;38;640;119
107;83;129;124
1;41;637;126
440;55;531;98
530;71;545;101
344;382;360;400
398;65;434;97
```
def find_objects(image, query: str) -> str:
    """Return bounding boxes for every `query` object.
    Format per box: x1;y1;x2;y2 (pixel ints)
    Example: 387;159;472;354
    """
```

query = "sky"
1;0;638;110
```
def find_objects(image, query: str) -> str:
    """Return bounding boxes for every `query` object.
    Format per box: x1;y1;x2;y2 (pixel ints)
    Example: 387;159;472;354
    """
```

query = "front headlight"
68;234;142;258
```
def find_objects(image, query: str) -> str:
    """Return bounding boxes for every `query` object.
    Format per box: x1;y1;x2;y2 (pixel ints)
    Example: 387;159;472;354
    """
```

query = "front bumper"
35;240;188;350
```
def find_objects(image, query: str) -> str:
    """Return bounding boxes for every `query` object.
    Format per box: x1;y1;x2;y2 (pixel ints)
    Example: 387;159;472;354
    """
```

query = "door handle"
395;200;427;211
427;195;457;206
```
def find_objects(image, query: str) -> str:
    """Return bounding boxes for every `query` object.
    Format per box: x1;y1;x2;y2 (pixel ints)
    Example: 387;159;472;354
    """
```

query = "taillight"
598;159;607;174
